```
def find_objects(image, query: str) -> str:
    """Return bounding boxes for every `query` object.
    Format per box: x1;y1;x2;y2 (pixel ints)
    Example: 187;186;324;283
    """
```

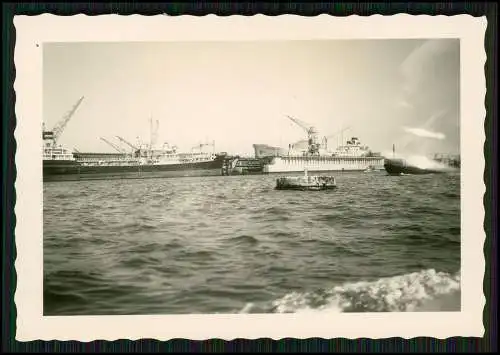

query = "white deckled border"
13;14;487;341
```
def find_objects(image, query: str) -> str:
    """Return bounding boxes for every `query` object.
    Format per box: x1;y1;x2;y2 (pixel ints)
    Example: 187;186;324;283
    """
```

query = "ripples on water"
43;172;461;315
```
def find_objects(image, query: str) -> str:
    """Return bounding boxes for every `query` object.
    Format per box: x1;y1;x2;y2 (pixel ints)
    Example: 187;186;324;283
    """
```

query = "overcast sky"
43;39;460;156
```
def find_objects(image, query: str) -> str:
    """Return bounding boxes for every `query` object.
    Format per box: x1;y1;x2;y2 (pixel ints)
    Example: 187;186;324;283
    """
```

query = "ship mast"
149;116;159;159
339;124;353;149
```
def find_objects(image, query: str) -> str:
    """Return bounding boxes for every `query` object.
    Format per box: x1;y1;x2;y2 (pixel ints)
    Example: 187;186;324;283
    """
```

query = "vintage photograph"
42;38;462;316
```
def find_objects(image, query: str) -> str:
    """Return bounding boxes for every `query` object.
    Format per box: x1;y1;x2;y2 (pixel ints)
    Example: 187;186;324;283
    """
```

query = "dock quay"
221;156;265;176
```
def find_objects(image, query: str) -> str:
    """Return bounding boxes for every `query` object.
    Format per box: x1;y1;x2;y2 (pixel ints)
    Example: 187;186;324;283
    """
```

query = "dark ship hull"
43;159;81;176
384;158;457;176
43;155;226;182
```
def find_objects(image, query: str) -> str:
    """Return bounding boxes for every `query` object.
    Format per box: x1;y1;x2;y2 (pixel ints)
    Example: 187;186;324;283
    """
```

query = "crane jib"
47;96;85;144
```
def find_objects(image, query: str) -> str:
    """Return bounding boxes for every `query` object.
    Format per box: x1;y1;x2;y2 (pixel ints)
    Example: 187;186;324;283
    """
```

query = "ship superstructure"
261;115;385;173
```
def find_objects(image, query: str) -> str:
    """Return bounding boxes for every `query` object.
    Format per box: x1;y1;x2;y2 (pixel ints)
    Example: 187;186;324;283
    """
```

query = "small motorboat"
275;169;337;191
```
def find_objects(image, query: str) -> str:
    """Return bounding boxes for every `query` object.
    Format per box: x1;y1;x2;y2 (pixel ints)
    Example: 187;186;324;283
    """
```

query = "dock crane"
43;96;85;147
100;137;126;154
285;115;321;155
115;135;141;157
115;136;138;151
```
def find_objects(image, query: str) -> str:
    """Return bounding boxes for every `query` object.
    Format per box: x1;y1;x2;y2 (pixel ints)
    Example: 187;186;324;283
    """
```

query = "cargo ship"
42;96;227;182
258;115;385;174
43;131;229;182
44;142;228;182
383;154;460;176
262;137;384;173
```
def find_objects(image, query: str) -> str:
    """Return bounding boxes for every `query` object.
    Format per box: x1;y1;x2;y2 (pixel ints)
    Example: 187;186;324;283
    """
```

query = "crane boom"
324;126;351;140
285;115;310;133
115;136;138;150
51;96;85;144
100;137;125;153
322;126;351;151
285;114;321;155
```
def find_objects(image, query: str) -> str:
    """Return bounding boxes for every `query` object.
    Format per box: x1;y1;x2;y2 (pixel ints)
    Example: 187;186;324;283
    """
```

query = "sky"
43;39;460;156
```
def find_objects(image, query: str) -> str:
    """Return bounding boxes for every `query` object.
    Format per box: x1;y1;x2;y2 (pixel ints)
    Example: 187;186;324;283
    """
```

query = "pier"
221;156;265;176
221;156;235;176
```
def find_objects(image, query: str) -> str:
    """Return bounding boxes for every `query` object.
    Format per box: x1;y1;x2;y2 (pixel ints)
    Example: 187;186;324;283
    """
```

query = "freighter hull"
383;158;458;176
43;160;81;176
43;158;225;182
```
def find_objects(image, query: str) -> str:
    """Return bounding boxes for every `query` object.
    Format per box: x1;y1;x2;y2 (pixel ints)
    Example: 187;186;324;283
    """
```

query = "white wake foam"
239;269;461;314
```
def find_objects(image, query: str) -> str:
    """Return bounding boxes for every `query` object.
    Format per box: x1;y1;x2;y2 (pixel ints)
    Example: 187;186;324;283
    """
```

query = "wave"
119;221;157;232
239;269;460;314
51;190;94;200
225;234;260;245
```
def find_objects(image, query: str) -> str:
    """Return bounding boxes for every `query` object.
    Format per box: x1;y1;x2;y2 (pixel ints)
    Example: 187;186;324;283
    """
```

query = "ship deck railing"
43;155;75;160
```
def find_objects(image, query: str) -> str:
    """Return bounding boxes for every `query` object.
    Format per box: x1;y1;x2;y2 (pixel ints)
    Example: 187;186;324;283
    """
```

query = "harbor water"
43;171;461;315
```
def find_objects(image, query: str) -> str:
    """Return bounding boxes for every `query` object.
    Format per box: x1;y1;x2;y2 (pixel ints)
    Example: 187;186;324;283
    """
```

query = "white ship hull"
263;156;385;173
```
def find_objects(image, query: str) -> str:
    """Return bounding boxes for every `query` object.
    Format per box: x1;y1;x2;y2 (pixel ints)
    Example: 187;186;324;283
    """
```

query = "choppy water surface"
44;172;461;315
